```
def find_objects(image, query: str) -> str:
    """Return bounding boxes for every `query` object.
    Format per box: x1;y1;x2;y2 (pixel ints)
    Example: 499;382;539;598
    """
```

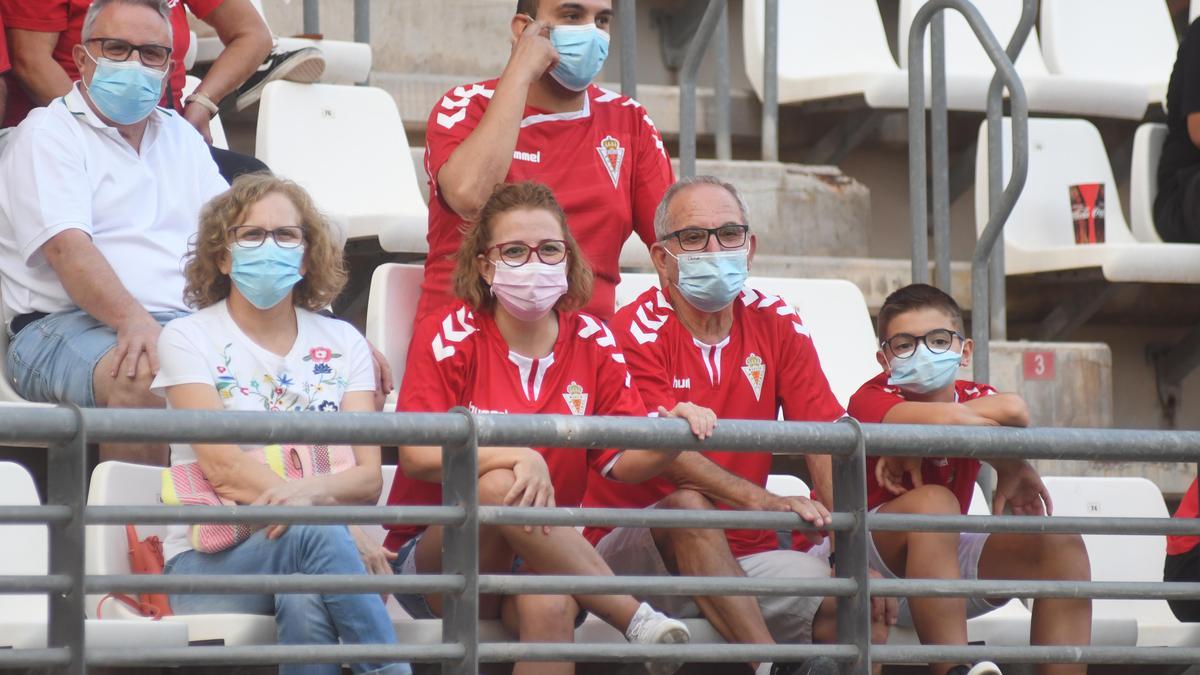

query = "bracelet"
184;92;220;118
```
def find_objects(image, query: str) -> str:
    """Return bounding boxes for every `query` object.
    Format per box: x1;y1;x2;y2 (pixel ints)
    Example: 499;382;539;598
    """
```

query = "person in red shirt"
1;0;316;179
581;177;889;675
848;283;1091;675
386;182;715;675
1165;476;1200;621
418;0;673;321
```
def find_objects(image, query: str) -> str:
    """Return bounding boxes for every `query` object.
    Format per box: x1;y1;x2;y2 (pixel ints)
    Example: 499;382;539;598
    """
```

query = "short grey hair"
652;175;751;240
82;0;173;45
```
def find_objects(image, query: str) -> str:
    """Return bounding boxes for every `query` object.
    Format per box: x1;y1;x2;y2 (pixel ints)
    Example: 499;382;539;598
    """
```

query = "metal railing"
4;407;1200;674
907;0;1034;383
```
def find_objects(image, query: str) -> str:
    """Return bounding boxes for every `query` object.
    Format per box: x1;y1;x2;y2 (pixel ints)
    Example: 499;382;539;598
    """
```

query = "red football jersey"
1;0;220;127
384;304;645;551
581;287;846;558
849;372;998;514
1168;477;1200;556
417;80;674;321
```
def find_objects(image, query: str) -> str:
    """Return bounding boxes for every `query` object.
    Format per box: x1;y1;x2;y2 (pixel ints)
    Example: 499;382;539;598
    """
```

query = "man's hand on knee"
110;313;163;379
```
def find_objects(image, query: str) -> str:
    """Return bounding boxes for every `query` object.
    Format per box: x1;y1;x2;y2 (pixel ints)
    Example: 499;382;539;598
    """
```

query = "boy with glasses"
847;283;1092;675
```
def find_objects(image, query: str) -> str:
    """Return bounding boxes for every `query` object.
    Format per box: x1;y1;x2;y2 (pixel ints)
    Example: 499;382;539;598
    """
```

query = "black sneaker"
770;657;839;675
235;46;326;110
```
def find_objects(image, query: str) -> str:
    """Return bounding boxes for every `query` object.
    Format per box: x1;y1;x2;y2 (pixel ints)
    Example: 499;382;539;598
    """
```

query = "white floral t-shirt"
152;300;375;559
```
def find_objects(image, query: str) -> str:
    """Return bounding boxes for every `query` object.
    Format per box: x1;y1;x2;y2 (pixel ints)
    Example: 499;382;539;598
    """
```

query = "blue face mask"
549;24;610;91
887;344;962;394
670;249;749;313
229;242;305;310
84;54;166;125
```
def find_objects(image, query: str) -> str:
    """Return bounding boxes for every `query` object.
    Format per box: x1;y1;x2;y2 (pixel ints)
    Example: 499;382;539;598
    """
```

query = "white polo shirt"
0;85;229;320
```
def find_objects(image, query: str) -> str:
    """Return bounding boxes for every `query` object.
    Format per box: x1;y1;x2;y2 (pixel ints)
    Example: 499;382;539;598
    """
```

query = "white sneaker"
967;662;1003;675
624;602;690;675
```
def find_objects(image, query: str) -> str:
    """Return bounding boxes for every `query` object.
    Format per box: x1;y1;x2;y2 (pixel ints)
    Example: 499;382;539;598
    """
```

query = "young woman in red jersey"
386;182;716;675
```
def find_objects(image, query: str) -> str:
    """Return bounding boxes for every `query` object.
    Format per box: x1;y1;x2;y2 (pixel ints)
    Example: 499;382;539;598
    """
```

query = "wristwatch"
184;92;220;119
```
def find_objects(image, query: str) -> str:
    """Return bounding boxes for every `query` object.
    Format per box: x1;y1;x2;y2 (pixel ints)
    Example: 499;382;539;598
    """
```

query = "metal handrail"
678;0;727;178
4;407;1200;674
906;0;1032;384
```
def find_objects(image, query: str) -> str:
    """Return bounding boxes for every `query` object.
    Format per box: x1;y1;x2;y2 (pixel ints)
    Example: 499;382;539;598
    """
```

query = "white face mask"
489;261;568;321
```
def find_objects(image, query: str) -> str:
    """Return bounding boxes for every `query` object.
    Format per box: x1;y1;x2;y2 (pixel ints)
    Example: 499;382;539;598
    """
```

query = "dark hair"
516;0;539;17
876;283;964;339
453;181;593;313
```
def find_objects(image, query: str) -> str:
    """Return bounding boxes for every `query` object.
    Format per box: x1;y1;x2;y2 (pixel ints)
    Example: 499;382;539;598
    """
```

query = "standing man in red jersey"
418;0;674;321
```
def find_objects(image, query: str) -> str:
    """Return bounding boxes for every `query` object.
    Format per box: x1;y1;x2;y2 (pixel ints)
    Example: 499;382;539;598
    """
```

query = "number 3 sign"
1023;351;1056;381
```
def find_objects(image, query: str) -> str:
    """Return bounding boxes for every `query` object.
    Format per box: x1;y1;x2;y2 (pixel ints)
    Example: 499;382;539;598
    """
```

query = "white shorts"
862;507;1002;627
594;525;829;644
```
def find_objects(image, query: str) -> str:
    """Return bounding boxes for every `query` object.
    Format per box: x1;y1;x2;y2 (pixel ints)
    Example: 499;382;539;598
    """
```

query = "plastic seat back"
0;462;47;625
1041;0;1176;102
765;474;811;498
365;264;425;403
742;0;898;103
85;461;168;619
975;117;1136;251
898;0;1049;77
255;82;427;251
1042;476;1176;623
615;275;878;408
1130;122;1168;243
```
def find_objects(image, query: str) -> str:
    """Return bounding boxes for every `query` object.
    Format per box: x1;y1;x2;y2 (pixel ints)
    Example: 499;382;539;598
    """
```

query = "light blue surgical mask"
887;344;962;394
549;24;610;91
669;249;748;313
229;242;305;310
84;53;166;125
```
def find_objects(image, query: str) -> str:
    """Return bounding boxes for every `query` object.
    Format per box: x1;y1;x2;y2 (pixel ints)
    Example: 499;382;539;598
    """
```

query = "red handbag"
98;525;172;619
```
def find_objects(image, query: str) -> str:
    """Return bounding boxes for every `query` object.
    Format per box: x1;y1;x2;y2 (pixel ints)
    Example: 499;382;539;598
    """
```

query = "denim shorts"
6;309;189;407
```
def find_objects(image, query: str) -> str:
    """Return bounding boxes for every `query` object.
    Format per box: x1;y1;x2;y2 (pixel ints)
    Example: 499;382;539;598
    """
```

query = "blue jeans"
165;525;410;675
6;308;189;406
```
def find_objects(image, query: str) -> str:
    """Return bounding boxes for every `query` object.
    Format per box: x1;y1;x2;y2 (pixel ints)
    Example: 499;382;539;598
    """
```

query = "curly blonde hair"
183;173;346;311
453;182;593;313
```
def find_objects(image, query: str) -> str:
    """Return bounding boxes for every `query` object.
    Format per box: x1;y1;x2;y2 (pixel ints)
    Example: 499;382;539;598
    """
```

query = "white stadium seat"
1042;476;1200;646
1130;122;1169;244
1041;0;1177;106
741;0;922;109
616;274;880;408
182;75;229;151
86;461;279;645
0;462;188;650
742;0;1145;117
255;81;428;252
765;474;811;499
975;117;1200;283
194;37;371;86
365;263;425;413
898;0;1149;120
887;481;1136;647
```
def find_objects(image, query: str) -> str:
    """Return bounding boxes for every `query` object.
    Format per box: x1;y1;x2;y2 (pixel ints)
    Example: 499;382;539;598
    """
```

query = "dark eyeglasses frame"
657;224;750;252
230;226;306;250
488;239;569;268
85;37;173;68
881;329;964;359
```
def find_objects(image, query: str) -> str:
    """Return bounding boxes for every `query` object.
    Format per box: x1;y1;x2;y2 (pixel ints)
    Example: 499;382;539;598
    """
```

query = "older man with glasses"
581;176;896;675
0;0;229;465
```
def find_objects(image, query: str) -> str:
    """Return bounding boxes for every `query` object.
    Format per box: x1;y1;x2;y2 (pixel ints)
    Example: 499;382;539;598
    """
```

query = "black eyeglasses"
881;329;963;359
230;226;305;249
85;37;172;68
488;239;568;267
658;224;749;252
